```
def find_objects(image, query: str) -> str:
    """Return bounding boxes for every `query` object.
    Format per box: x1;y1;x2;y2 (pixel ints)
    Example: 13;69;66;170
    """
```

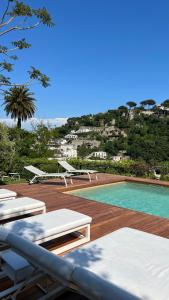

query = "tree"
0;123;15;173
140;99;156;109
118;105;128;111
104;141;118;156
3;86;36;128
0;1;54;91
77;144;94;158
9;127;35;157
31;123;53;158
161;99;169;108
126;101;137;109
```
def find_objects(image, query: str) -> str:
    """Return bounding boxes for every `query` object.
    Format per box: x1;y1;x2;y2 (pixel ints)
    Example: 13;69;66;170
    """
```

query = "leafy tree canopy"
0;0;54;91
162;99;169;108
118;105;128;111
126;101;137;109
140;99;156;108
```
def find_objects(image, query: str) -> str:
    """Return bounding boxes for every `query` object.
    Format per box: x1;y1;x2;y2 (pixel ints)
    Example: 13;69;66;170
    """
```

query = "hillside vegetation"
64;106;169;162
1;102;169;180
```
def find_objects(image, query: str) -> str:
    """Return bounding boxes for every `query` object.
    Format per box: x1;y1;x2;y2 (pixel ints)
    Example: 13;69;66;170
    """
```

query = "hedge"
5;157;169;181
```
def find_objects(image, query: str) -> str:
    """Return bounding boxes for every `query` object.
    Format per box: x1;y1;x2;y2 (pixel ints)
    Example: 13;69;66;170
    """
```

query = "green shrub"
4;156;167;182
129;162;150;177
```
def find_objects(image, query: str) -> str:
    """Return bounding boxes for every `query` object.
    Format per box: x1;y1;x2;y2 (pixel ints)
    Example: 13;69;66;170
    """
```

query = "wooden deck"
1;173;169;299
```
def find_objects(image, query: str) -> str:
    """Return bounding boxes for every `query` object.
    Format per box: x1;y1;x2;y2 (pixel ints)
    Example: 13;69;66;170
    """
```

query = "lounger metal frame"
29;173;73;187
34;223;90;255
69;171;98;182
58;160;98;182
0;254;65;300
24;165;73;187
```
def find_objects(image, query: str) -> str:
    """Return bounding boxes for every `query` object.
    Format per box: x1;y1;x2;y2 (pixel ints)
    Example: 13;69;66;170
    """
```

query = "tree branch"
0;22;40;37
0;16;16;28
0;0;10;24
0;79;34;87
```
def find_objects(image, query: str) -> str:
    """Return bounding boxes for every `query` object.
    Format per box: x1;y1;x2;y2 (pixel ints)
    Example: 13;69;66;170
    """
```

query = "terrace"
1;173;169;299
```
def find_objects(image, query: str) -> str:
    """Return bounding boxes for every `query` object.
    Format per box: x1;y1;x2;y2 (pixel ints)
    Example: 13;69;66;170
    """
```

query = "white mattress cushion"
65;227;169;300
4;209;92;242
0;189;17;200
0;197;45;218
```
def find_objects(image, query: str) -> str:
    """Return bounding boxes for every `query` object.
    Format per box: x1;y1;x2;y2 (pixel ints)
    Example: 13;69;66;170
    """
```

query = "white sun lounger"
58;160;98;182
24;165;73;187
0;189;17;201
0;197;46;220
0;249;61;299
3;209;92;254
1;227;168;300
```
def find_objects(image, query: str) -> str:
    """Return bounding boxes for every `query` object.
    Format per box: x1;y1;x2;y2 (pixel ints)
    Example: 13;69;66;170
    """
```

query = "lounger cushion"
0;197;45;219
0;189;17;200
4;209;92;242
65;227;169;300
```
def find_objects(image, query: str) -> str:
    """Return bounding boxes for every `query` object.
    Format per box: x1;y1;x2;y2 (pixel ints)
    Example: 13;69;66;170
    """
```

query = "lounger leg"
63;177;68;188
95;173;98;180
85;224;90;241
70;178;73;184
29;175;38;184
88;173;91;182
42;206;46;214
52;224;91;255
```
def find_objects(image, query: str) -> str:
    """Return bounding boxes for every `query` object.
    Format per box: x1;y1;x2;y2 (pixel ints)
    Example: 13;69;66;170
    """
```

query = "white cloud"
0;117;68;130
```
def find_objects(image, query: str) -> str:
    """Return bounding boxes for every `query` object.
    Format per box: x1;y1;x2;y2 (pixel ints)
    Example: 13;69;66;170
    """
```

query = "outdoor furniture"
0;172;9;181
1;227;168;300
24;165;73;187
58;160;98;182
9;172;20;181
3;209;92;254
153;169;161;180
0;197;46;220
0;249;61;299
0;189;17;201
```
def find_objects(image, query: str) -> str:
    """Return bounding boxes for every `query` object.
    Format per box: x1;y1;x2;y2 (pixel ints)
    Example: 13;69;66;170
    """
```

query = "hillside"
53;105;169;162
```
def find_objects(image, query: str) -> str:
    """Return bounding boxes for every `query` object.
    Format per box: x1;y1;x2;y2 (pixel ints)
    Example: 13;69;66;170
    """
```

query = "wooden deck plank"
1;174;169;299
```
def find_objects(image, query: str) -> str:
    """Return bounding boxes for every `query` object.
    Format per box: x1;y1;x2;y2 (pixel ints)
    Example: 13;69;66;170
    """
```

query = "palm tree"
3;86;36;129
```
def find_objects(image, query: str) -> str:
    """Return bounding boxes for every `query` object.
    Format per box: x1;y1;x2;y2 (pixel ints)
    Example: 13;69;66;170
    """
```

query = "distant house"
59;144;77;158
76;127;92;134
141;110;154;116
156;105;169;114
65;134;78;140
112;155;122;162
71;139;101;149
88;151;107;160
55;138;67;145
112;153;130;161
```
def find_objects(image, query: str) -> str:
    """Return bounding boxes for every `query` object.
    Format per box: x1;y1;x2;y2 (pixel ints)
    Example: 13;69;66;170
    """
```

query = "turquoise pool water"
70;182;169;219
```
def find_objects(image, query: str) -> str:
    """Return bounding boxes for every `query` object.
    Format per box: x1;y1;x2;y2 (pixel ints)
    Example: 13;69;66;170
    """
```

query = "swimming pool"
69;182;169;219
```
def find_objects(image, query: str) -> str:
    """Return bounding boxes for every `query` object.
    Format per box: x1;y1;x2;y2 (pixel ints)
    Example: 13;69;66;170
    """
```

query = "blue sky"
1;0;169;120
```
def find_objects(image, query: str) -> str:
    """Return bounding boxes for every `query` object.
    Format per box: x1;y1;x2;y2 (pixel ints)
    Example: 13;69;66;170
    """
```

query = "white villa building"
59;144;77;158
76;127;92;134
65;134;78;140
89;151;107;159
